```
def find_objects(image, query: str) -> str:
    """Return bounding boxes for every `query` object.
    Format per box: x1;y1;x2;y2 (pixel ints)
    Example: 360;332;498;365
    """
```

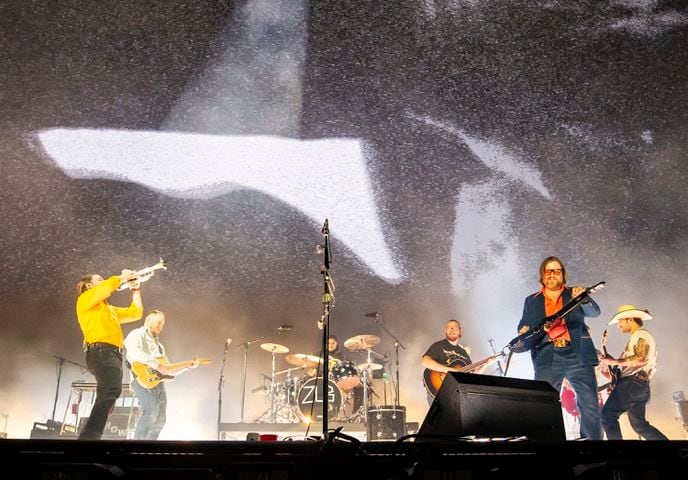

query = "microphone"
317;316;324;330
224;338;232;350
364;312;379;318
321;219;329;235
277;324;293;332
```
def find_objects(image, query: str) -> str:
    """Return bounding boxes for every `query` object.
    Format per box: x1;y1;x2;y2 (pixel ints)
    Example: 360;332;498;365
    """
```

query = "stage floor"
2;437;687;479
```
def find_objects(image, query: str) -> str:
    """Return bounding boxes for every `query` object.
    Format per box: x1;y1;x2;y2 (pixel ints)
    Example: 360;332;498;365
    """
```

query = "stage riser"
2;439;687;479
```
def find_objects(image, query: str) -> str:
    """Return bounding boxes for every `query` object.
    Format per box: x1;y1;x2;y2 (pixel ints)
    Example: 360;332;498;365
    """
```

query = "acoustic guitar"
132;357;211;389
423;353;504;398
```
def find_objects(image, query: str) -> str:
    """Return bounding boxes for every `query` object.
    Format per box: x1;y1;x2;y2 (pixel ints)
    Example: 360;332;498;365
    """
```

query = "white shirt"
620;328;658;380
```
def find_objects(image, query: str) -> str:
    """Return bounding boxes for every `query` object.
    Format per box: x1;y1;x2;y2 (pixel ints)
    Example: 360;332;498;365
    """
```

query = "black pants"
79;345;123;440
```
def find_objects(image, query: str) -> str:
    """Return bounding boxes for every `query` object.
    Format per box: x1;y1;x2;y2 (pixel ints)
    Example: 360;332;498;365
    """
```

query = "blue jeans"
534;346;602;440
79;346;123;440
601;376;668;440
132;380;167;440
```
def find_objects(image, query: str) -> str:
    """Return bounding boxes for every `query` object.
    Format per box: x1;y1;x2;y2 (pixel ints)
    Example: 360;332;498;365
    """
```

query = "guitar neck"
165;358;210;373
459;354;499;373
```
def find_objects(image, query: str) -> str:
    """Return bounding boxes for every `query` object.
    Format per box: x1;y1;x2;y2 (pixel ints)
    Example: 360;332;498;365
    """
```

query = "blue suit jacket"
517;287;601;369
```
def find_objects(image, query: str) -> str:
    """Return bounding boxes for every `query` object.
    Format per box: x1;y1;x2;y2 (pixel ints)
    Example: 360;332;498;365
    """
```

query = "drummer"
328;335;348;364
306;335;346;377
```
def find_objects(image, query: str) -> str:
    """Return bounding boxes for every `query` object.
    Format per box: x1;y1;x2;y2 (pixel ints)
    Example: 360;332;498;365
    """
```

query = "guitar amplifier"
367;406;406;441
78;406;139;439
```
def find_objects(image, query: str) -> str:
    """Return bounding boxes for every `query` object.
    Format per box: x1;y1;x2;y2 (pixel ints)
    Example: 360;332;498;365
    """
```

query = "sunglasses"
544;268;563;276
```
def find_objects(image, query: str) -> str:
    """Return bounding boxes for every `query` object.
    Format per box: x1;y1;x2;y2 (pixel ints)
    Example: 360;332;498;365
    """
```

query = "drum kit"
253;333;387;424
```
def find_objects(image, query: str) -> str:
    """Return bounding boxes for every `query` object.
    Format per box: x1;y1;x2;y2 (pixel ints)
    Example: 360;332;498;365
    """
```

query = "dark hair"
539;256;567;286
329;335;338;342
631;318;644;327
76;275;97;296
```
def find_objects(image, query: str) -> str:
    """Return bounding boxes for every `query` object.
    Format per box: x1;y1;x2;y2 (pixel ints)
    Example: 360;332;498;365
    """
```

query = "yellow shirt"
76;276;143;348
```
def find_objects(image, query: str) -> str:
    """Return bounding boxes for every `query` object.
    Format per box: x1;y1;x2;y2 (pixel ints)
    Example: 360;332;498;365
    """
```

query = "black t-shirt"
423;339;472;368
329;348;348;363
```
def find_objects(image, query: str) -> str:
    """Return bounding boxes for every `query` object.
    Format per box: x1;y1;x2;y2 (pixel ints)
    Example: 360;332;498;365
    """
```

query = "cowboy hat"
608;304;653;324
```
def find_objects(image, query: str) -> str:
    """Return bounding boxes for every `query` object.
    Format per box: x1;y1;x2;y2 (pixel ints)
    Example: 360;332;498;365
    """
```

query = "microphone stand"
235;326;288;425
217;341;230;440
488;339;505;376
370;314;406;407
236;335;267;424
319;219;334;437
50;356;87;424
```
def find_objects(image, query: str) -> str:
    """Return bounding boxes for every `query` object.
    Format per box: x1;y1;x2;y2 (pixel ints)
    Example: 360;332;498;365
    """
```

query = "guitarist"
124;310;199;440
516;256;603;440
600;305;668;440
422;319;492;404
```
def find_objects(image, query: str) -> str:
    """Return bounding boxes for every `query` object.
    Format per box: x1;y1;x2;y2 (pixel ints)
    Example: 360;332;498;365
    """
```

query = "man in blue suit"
517;256;602;440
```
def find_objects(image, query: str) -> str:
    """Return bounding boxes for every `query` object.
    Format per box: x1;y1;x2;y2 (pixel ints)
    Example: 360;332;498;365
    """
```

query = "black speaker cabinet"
419;372;565;441
367;405;406;441
29;422;58;439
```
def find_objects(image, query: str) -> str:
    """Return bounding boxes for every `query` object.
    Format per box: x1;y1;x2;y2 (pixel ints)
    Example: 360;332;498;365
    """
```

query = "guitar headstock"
155;258;167;270
588;281;606;293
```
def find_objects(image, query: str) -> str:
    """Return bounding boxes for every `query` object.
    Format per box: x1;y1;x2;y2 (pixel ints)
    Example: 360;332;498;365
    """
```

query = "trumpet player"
75;269;143;440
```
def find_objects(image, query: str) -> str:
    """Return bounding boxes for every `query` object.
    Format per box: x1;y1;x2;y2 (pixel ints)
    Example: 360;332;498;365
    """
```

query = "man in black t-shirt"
328;335;347;363
422;319;492;403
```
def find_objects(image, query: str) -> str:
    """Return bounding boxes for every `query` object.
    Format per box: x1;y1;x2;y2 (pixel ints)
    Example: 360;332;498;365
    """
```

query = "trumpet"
117;258;168;291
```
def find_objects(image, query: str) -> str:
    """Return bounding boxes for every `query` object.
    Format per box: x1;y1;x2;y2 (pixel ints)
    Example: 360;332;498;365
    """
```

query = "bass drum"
297;377;342;421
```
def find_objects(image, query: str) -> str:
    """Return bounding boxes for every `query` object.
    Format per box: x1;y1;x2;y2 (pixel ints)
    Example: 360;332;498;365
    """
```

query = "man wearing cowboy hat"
600;305;668;440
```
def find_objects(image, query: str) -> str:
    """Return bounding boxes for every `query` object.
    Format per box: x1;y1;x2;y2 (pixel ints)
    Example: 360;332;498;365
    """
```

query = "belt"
551;338;571;348
84;342;124;354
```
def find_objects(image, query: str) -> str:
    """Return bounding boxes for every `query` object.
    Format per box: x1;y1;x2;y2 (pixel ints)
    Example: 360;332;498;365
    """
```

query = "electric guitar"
507;281;606;353
423;353;504;398
131;357;211;389
600;329;621;392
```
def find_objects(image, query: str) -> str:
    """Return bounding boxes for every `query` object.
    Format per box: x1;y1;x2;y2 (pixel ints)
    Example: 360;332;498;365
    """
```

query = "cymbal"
285;353;320;367
344;334;381;351
261;342;289;354
357;362;383;371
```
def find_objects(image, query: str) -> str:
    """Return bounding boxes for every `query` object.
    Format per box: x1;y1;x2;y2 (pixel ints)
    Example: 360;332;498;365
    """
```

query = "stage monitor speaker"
419;372;565;441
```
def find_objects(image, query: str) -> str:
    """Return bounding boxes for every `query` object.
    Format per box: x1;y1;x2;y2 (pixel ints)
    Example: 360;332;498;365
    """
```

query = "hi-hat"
344;334;381;351
357;362;383;371
261;342;289;354
285;353;320;367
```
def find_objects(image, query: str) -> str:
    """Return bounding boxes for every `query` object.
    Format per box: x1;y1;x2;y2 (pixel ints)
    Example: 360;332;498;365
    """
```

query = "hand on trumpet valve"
119;269;141;290
120;269;137;282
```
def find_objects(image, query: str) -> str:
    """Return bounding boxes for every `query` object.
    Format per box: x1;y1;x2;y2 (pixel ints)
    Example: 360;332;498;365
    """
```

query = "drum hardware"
366;311;407;407
344;334;381;351
260;343;290;354
285;353;321;368
235;326;292;423
260;343;290;422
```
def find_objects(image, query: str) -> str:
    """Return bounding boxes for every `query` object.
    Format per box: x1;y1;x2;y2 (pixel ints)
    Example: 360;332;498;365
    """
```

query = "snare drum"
297;377;342;421
332;361;361;390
